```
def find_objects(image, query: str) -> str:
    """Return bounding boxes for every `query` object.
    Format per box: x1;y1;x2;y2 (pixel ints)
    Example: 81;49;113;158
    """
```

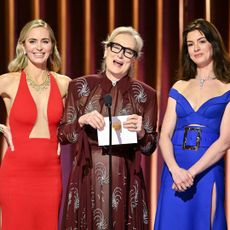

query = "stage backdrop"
0;0;230;229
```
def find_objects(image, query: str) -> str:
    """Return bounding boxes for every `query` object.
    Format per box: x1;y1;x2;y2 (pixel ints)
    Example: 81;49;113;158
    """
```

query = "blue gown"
154;88;230;230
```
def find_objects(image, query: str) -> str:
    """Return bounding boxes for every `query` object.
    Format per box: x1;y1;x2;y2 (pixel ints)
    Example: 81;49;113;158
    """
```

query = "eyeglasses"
107;42;138;59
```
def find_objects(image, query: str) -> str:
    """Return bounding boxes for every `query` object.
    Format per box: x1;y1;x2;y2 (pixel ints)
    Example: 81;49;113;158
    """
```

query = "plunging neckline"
24;70;52;139
171;88;230;112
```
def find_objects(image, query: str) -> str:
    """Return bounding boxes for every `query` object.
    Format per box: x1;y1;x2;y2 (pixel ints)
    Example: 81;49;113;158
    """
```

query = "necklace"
111;80;118;86
198;75;216;88
26;71;50;93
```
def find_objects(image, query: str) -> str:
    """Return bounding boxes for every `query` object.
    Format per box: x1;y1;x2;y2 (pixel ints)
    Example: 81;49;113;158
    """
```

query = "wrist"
137;129;145;140
188;167;196;178
168;164;179;174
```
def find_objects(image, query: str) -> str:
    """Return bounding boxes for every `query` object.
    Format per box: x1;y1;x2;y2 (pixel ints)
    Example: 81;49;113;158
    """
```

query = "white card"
97;115;137;146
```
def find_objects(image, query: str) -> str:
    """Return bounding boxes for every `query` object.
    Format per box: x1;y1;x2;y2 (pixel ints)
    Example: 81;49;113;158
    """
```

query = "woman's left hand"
123;114;145;139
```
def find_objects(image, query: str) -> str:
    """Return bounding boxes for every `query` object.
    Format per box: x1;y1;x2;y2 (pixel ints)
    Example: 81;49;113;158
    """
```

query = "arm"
123;89;158;155
160;97;193;190
58;81;80;144
189;102;230;177
0;74;14;151
58;80;105;144
138;89;158;155
53;73;71;102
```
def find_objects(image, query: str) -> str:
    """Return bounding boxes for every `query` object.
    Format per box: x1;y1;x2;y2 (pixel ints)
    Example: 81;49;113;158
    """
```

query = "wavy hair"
8;19;61;72
177;18;230;83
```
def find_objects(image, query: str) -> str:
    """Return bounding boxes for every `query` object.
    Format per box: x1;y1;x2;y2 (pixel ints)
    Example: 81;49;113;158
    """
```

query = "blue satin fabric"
154;88;230;230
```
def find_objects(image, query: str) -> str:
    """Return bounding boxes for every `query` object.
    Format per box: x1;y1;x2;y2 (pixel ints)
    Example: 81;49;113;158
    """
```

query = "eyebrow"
187;36;206;43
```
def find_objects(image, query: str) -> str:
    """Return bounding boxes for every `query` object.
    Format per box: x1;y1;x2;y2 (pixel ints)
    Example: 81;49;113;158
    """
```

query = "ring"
0;126;3;133
134;125;137;129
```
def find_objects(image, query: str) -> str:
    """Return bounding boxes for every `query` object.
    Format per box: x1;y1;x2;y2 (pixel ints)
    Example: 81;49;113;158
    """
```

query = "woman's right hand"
0;124;14;151
78;110;105;131
170;166;194;192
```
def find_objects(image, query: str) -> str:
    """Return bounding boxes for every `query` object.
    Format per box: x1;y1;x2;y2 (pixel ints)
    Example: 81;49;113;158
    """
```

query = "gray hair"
101;26;143;76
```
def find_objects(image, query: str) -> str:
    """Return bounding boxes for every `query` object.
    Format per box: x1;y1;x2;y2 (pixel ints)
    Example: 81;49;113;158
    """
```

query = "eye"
187;43;193;47
112;44;121;51
42;39;51;44
28;39;36;44
199;39;207;44
125;49;134;55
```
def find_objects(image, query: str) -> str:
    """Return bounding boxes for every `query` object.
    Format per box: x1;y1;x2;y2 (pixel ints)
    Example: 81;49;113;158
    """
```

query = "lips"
113;59;123;67
194;53;203;58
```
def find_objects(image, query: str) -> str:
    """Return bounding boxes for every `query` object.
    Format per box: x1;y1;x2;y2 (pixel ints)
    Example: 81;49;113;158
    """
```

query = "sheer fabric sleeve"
58;81;80;144
138;89;158;156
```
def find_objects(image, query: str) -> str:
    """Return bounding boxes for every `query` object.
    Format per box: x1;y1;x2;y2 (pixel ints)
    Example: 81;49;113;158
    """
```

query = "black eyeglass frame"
107;42;138;59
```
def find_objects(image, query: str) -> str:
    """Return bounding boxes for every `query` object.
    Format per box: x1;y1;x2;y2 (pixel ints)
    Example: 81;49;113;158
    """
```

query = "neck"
24;68;48;83
196;73;216;88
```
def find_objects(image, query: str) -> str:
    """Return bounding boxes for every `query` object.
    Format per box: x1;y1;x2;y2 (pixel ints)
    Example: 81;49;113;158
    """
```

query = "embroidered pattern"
66;106;77;124
132;82;147;103
76;78;90;97
130;180;139;213
85;95;101;113
95;162;109;185
66;131;78;143
143;200;149;224
143;117;153;133
112;187;122;210
93;208;108;230
67;183;79;214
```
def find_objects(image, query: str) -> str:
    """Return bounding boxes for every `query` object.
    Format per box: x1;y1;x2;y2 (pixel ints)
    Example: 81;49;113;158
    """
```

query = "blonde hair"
101;26;143;76
8;19;61;72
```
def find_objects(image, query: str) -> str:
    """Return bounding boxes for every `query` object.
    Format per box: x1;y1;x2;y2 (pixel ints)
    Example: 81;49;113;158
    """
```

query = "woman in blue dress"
154;18;230;230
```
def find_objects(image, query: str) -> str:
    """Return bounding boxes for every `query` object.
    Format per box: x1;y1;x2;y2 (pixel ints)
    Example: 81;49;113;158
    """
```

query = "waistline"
172;126;219;150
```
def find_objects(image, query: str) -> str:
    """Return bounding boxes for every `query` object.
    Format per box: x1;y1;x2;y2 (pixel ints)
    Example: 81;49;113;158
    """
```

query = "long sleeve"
58;81;80;144
137;87;158;156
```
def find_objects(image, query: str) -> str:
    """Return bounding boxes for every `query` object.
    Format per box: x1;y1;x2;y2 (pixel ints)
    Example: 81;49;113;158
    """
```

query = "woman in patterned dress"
58;26;158;229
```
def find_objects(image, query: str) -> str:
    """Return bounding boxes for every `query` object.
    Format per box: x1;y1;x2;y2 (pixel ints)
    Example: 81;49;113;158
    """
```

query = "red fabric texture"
0;71;63;230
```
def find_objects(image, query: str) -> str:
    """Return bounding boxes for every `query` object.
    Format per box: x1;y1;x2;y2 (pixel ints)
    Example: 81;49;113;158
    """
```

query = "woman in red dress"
0;19;70;230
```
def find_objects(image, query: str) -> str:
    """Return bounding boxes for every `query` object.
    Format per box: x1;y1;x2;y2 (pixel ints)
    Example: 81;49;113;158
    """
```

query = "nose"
194;43;200;51
117;48;125;58
36;42;43;50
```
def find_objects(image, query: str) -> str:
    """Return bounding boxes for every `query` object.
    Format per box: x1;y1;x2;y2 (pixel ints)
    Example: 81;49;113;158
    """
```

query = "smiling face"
187;29;213;68
104;33;137;80
23;27;53;69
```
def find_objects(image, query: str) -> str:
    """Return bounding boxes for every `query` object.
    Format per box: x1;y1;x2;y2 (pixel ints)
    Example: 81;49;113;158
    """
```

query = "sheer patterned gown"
58;73;158;230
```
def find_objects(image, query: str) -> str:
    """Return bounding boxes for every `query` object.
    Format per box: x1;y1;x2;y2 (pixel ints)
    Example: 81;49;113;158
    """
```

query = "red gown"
0;71;63;230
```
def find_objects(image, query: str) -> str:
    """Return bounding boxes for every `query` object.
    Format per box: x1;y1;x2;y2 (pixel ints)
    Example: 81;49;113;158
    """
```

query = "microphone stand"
103;94;113;229
107;103;113;229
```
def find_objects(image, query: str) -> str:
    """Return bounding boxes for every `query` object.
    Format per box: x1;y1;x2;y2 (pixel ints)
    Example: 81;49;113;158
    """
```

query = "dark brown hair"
177;18;230;83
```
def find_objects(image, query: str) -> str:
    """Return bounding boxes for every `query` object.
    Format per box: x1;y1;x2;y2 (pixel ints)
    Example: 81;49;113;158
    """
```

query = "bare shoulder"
172;80;188;89
0;72;21;82
51;72;71;84
0;72;21;94
51;72;71;97
172;80;191;92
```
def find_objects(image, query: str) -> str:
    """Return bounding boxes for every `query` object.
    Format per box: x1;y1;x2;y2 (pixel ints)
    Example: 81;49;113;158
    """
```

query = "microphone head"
103;94;112;106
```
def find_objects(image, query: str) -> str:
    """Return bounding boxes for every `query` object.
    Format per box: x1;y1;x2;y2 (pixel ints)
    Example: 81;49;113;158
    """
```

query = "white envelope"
97;115;137;146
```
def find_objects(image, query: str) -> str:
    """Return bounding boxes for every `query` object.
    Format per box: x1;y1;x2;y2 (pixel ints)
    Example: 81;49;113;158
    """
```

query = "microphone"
103;94;112;147
103;94;112;107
